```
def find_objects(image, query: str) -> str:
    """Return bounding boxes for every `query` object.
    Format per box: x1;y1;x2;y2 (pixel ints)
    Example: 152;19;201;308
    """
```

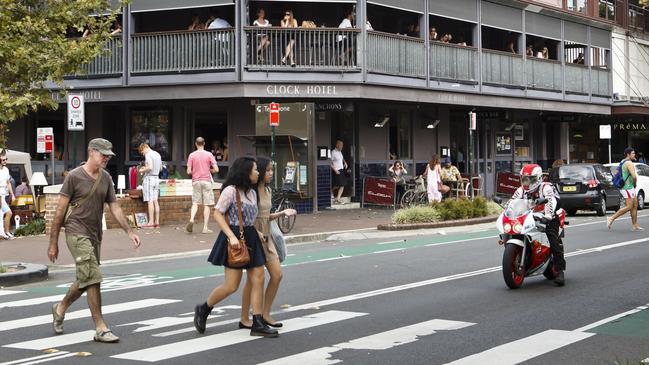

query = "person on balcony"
537;46;549;59
253;8;271;63
507;40;516;54
188;15;205;31
110;21;122;36
206;10;231;29
366;18;373;31
441;33;452;43
280;10;298;67
526;45;534;57
573;52;585;64
430;27;438;41
337;10;354;65
207;10;232;62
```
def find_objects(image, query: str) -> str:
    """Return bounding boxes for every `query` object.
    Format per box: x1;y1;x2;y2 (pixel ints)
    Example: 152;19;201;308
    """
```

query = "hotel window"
129;108;172;161
598;0;616;20
567;0;587;14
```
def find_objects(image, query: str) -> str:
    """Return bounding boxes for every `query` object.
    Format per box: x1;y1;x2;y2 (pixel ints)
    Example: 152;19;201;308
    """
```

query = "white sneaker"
0;233;7;239
6;232;14;239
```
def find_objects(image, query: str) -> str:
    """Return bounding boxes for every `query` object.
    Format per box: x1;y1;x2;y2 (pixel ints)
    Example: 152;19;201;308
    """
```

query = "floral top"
215;185;258;226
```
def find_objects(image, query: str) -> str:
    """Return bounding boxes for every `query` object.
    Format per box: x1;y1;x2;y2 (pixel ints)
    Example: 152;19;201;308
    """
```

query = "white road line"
0;299;180;332
574;302;649;332
316;256;349;262
0;290;26;297
374;248;403;254
112;310;367;362
0;352;69;365
444;330;595;365
376;240;406;245
258;319;475;365
19;352;79;365
118;305;239;333
4;331;96;350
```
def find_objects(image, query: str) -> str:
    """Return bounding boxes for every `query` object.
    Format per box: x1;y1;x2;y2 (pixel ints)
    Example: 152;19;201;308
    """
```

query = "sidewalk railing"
367;31;425;77
565;63;590;94
526;57;562;91
132;29;235;74
245;27;359;70
482;49;523;87
67;37;123;77
430;41;477;82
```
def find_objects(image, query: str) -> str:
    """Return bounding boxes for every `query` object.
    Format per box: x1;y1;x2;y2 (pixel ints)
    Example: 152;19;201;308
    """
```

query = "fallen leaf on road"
43;349;60;354
76;352;92;357
312;306;320;310
280;304;291;309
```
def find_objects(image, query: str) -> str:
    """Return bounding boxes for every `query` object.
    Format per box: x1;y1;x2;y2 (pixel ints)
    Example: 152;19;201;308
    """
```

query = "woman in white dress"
426;155;448;203
252;8;271;62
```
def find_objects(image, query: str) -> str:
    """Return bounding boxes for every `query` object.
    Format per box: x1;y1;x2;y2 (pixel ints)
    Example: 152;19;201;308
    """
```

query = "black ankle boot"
194;302;212;334
251;314;279;337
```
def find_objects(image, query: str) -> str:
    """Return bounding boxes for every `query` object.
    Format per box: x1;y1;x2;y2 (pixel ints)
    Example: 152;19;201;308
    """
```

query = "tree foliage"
0;0;124;147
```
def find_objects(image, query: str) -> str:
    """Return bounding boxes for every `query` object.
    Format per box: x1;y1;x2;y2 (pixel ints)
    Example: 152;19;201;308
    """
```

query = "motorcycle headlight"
513;223;523;233
504;223;512;232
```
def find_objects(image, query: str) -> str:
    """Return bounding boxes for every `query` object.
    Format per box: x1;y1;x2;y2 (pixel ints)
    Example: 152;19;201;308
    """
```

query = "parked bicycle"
400;175;428;208
272;188;297;234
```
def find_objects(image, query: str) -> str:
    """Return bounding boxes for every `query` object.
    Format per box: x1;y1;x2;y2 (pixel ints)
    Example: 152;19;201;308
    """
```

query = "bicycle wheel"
415;191;429;205
400;190;416;208
278;200;297;234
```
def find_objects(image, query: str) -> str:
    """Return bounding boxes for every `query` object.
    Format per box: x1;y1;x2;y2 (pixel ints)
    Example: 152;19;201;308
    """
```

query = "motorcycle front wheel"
503;244;525;289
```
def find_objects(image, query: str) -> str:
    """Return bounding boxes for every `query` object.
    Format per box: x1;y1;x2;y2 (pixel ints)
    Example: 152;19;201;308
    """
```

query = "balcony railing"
526;57;562;91
430;41;477;82
629;4;649;32
591;67;611;97
367;31;425;78
565;63;590;94
132;29;235;74
67;37;123;77
482;50;523;87
244;27;359;70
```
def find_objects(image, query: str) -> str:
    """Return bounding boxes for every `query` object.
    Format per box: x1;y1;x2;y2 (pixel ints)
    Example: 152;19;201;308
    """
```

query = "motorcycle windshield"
504;199;531;219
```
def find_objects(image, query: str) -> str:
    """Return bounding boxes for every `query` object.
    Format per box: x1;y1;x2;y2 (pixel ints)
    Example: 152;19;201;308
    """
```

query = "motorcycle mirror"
493;197;503;204
535;198;548;205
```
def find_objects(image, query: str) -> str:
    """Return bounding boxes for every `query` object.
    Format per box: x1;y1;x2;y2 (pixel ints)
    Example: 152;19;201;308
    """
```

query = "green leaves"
0;0;129;146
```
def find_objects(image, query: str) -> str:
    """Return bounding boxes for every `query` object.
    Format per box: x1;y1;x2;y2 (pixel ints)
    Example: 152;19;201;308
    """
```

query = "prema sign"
37;128;53;153
67;94;85;131
269;102;280;127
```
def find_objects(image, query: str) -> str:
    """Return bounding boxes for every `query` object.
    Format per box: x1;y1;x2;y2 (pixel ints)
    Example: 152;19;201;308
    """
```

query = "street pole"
608;139;612;164
72;131;77;170
271;125;276;189
511;128;516;173
51;144;55;185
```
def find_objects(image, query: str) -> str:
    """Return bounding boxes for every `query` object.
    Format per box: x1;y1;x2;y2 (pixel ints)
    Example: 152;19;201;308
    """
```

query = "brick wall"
45;191;220;234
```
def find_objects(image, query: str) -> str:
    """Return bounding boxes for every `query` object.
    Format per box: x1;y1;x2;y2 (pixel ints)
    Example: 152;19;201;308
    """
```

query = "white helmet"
520;164;543;192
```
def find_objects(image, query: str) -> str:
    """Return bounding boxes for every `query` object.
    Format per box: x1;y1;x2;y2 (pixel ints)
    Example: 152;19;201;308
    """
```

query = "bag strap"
235;189;245;239
72;169;103;208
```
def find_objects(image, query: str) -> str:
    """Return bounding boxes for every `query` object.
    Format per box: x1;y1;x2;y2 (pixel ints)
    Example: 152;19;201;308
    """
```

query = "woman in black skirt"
194;156;278;337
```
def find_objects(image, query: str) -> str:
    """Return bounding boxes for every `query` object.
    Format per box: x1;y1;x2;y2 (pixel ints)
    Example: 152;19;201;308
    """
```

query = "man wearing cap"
47;138;141;343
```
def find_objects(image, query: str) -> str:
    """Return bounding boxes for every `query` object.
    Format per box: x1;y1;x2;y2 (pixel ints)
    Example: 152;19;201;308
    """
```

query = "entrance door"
331;111;356;198
192;112;228;180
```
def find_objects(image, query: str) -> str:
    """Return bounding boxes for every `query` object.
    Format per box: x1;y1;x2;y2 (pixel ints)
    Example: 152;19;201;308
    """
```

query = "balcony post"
358;0;367;82
561;20;566;99
424;0;430;88
587;26;592;103
477;0;482;93
522;10;527;96
237;0;245;81
124;3;132;85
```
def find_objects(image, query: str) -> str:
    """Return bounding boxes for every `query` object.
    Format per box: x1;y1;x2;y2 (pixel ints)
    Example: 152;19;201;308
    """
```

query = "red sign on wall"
269;102;280;127
496;172;520;196
362;177;396;207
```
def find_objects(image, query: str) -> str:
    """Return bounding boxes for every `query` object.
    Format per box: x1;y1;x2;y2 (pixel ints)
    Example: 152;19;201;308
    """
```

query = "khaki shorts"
66;235;102;289
192;181;215;206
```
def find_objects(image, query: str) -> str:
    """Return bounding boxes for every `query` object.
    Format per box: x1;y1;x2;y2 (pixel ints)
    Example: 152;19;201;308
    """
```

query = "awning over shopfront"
612;104;649;116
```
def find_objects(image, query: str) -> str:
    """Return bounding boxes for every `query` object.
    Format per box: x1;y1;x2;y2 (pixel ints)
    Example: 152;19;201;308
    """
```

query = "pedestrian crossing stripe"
111;311;368;362
257;319;476;365
0;290;26;297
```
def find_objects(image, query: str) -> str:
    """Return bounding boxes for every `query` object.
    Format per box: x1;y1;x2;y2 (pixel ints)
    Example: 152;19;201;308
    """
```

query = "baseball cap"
88;138;116;157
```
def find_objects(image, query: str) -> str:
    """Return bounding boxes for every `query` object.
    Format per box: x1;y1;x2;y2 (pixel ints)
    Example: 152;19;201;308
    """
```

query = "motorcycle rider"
511;164;565;286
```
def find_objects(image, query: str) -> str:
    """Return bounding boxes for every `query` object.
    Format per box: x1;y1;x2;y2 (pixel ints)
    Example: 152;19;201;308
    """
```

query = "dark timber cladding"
525;12;561;40
429;0;477;22
130;0;234;12
368;0;424;13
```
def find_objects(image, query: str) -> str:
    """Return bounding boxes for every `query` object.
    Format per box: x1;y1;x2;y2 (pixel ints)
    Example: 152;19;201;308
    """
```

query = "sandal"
94;329;119;343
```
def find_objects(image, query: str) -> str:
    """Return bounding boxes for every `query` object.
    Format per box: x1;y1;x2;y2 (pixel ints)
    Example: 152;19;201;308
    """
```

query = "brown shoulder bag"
227;189;250;268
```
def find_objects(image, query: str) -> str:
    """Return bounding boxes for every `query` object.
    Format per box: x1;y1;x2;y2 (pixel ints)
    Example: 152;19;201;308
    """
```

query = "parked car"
604;162;649;210
550;163;621;216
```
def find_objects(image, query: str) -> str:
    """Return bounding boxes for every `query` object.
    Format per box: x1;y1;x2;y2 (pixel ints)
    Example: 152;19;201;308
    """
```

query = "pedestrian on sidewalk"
240;156;296;329
194;156;278;337
331;139;348;205
0;152;15;239
47;138;141;343
186;137;219;234
138;143;162;228
608;147;643;231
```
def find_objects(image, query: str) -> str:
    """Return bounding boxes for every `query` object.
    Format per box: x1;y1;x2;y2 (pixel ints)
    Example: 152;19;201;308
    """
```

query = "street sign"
469;112;477;130
269;102;280;127
37;128;53;153
599;124;611;139
67;94;85;131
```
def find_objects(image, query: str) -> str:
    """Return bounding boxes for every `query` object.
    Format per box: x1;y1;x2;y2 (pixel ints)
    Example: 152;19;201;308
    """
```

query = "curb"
0;262;48;286
377;215;500;231
284;228;375;244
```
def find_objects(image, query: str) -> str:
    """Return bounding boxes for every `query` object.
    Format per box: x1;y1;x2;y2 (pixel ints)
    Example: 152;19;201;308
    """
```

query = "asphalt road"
2;212;649;365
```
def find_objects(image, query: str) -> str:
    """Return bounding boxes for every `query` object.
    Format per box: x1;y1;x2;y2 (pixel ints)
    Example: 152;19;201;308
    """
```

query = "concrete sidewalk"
0;208;395;267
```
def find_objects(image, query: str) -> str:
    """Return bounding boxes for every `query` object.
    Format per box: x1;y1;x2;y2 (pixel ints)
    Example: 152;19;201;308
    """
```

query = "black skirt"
207;225;266;269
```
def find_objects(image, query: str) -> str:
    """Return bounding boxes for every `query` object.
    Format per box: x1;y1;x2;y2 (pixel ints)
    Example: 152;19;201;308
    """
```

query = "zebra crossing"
1;287;645;365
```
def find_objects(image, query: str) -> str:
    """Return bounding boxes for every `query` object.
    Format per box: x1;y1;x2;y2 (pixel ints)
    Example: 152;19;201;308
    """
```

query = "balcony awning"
482;1;522;32
368;0;424;14
131;0;234;13
564;21;588;44
525;12;560;40
429;0;477;23
590;27;611;49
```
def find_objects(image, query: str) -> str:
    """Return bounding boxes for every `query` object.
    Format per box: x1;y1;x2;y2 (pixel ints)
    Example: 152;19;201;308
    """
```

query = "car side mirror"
535;198;548;205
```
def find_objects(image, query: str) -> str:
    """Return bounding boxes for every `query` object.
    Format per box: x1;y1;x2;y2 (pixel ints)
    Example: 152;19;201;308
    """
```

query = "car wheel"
566;209;577;216
638;191;645;210
596;196;606;216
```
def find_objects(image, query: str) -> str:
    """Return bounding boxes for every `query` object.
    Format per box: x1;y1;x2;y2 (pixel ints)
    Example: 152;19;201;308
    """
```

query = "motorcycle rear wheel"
503;244;525;289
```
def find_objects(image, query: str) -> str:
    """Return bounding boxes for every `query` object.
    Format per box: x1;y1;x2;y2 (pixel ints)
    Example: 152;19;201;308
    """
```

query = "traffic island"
0;262;48;286
377;215;499;231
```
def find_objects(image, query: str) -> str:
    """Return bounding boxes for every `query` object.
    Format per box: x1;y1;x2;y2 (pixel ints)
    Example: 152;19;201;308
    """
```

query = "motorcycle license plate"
562;186;577;192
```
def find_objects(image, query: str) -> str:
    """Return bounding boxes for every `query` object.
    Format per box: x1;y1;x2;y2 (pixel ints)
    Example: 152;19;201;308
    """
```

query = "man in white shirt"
0;154;15;239
330;139;348;204
206;11;232;61
138;144;162;228
337;10;354;64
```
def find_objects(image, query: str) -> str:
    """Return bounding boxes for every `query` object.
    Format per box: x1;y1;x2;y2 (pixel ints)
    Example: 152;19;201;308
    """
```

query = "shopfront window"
129;108;171;161
389;112;412;160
